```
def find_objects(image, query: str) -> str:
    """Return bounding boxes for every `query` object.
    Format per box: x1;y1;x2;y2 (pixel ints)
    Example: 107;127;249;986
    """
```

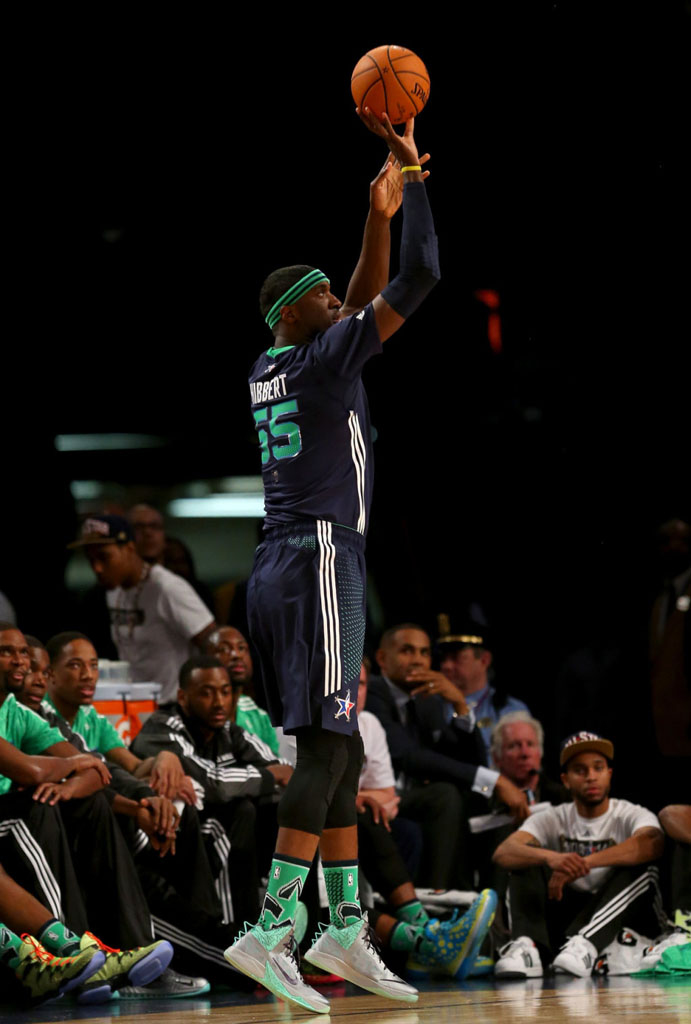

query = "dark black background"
8;4;690;788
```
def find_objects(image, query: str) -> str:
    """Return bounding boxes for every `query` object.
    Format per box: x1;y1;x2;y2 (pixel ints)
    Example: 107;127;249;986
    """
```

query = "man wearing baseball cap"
435;615;531;760
69;516;217;706
491;731;665;978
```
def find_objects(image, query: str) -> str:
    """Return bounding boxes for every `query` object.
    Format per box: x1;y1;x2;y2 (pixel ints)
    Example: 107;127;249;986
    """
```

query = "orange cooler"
94;682;161;745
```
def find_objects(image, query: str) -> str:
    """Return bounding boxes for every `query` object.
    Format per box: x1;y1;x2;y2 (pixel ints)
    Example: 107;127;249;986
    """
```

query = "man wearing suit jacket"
365;624;529;887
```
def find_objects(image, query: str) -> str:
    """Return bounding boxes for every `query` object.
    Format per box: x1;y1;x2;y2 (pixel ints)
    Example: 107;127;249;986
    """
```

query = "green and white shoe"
225;922;329;1014
304;915;418;1003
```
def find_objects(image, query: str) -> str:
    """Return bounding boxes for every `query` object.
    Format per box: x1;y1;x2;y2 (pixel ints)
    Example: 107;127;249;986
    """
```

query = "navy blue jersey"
249;304;382;534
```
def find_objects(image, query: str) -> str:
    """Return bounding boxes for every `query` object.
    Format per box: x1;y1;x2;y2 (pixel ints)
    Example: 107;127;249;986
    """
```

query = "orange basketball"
351;45;430;125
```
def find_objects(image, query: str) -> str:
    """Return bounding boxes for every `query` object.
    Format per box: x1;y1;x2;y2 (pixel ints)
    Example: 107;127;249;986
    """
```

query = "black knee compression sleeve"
323;731;365;830
277;724;349;835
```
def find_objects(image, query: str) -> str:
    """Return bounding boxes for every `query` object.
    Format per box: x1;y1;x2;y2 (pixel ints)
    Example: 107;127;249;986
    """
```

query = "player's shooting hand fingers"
357;106;384;136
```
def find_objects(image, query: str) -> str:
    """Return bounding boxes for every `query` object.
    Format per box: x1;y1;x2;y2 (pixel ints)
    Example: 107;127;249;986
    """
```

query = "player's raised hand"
370;152;431;219
357;108;428;179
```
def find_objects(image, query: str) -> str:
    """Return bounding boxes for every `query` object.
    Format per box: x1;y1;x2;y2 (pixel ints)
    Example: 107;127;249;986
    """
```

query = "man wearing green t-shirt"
0;622;176;992
35;632;257;990
43;632;187;799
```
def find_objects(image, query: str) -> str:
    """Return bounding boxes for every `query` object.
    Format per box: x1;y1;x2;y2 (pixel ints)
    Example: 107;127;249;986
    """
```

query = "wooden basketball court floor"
5;974;690;1024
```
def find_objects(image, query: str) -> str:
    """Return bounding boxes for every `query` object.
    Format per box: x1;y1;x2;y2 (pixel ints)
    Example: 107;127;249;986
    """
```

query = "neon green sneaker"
304;916;418;1002
76;932;173;1004
11;934;105;1005
225;921;329;1014
674;909;691;935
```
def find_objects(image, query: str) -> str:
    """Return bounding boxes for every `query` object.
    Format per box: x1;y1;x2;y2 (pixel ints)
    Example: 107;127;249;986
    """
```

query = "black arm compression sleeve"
381;181;440;319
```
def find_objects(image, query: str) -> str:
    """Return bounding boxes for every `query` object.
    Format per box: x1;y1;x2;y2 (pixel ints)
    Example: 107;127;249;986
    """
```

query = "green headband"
265;269;329;329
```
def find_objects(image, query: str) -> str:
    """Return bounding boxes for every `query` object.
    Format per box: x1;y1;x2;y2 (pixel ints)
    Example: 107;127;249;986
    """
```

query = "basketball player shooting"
224;110;440;1013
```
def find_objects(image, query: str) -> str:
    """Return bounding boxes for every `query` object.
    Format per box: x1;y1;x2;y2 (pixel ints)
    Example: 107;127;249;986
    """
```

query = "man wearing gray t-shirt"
492;731;665;978
70;515;216;705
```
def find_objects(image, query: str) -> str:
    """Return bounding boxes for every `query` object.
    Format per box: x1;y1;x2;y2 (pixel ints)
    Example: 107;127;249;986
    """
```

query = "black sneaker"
118;966;210;998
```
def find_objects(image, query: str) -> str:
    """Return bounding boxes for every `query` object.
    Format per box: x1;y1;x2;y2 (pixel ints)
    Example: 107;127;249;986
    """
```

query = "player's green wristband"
400;165;422;173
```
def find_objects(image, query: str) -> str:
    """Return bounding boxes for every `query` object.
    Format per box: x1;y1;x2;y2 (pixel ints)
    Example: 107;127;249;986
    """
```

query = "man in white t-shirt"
492;731;665;978
69;516;217;705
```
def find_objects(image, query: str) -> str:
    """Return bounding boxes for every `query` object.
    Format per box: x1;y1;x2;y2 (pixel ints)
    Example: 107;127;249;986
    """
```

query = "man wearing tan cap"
492;731;665;978
70;516;217;706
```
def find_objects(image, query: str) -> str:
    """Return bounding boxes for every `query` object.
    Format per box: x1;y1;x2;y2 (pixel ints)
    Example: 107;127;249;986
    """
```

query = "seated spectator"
353;663;498;980
367;624;529;889
68;515;217;706
19;635;255;989
43;631;185;796
128;504;166;565
205;626;279;755
491;712;568;806
131;656;290;925
2;625;210;997
493;732;665;979
436;618;531;757
20;635;183;850
355;660;421;880
473;712;569;918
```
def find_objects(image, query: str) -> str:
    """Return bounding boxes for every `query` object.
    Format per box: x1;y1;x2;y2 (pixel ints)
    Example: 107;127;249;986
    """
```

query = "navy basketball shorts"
247;519;366;736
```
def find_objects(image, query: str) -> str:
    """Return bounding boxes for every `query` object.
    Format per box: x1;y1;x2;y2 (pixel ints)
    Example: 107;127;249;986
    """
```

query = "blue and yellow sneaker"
406;888;498;980
467;954;495;977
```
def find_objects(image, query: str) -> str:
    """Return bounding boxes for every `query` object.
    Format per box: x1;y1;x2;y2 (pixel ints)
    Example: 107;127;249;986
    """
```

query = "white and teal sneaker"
304;915;418;1003
224;923;329;1014
407;888;498;981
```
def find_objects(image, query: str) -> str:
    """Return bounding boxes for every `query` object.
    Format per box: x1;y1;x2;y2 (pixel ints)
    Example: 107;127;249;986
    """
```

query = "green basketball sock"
258;855;311;931
322;860;362;929
37;918;82;956
0;924;24;969
390;920;426;952
396;898;429;928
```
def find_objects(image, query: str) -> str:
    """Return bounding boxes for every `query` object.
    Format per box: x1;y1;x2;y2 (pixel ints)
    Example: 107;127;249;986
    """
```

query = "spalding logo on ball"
351;45;430;124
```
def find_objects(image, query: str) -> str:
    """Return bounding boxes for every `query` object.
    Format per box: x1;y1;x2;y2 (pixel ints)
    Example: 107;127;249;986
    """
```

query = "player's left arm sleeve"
373;181;440;342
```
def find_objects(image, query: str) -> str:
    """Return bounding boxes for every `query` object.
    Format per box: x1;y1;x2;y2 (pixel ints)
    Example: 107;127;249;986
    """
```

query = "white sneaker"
224;923;329;1014
495;936;543;979
640;928;691;968
552;935;597;977
304;916;418;1003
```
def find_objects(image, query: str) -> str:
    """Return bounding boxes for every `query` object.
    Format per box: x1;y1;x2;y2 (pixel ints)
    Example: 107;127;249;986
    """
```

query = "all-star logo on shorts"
334;690;355;721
